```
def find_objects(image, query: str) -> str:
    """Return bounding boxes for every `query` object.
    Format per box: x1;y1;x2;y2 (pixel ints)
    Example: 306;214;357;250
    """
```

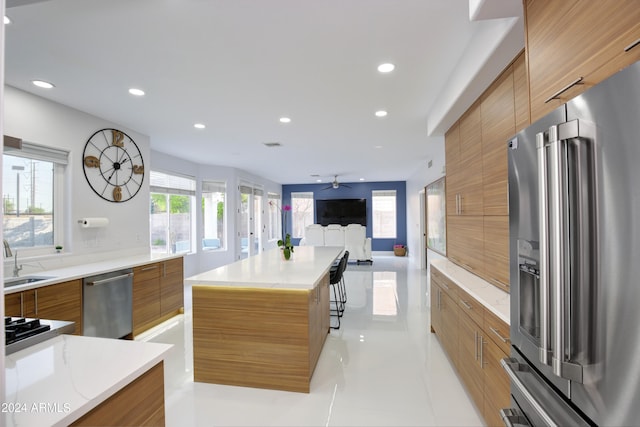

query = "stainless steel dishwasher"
83;268;133;339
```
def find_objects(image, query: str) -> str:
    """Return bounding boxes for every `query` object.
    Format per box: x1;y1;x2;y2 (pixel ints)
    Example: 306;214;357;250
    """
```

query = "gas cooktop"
5;316;76;355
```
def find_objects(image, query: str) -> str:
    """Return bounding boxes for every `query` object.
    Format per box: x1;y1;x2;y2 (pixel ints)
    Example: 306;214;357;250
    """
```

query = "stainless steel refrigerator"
503;60;640;426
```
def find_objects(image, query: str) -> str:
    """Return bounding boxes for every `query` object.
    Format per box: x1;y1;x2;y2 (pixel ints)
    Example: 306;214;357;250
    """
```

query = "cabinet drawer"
162;258;183;276
134;263;161;281
432;267;458;300
457;288;484;329
484;309;510;355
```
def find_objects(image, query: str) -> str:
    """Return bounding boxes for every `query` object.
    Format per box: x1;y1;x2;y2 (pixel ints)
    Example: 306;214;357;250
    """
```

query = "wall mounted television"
315;199;367;226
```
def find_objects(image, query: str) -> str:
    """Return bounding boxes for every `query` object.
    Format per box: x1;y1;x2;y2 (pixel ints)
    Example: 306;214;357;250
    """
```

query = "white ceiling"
4;0;522;185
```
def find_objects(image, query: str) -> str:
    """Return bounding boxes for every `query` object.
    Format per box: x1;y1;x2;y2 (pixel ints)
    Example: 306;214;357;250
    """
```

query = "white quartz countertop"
430;259;510;325
4;252;183;294
4;334;172;427
186;246;343;289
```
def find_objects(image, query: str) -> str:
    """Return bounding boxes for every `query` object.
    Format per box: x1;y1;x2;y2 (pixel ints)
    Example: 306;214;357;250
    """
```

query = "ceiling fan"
321;175;351;190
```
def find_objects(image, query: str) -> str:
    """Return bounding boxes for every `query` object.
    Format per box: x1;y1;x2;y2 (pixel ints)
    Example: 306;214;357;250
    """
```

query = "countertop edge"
430;258;510;325
4;253;183;295
5;335;173;427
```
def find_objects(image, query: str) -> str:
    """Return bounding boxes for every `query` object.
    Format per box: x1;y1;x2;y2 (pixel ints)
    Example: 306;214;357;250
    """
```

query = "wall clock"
82;128;144;203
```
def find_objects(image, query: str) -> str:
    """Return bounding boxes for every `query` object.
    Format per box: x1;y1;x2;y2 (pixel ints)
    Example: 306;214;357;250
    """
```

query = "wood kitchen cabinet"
481;66;514;217
133;263;162;336
160;257;184;317
133;257;184;336
430;269;459;369
447;215;484;275
308;274;330;373
4;280;82;335
526;0;640;122
430;266;510;427
483;216;509;292
456;102;484;216
513;52;530;131
445;123;461;219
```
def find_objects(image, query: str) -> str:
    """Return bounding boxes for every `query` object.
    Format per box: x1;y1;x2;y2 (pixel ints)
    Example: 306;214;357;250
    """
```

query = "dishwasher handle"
86;272;133;286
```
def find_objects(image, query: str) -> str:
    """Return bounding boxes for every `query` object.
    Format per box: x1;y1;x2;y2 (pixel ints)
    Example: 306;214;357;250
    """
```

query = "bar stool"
329;254;348;330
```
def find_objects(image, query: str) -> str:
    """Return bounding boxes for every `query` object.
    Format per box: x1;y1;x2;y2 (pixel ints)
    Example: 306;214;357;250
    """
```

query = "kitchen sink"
4;276;56;288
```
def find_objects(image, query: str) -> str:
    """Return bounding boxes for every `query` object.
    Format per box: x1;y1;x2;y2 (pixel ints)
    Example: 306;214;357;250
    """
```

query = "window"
291;192;314;238
150;171;195;254
2;142;68;255
372;190;397;238
202;180;226;250
267;193;280;241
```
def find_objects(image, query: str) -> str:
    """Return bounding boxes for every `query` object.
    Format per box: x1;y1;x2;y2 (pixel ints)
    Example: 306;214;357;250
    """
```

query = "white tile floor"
141;255;484;426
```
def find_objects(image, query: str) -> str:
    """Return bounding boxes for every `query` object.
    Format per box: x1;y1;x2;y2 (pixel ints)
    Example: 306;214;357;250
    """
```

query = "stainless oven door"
500;351;590;427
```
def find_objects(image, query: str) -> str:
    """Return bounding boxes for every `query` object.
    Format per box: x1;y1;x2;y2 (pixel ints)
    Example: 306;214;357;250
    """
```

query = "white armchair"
300;224;372;263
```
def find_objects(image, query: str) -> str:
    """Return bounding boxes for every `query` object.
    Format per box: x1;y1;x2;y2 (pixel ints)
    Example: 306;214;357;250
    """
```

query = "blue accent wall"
282;181;407;251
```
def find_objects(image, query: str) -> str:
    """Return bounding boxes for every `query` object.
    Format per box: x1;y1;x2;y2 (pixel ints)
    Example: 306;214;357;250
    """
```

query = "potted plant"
55;245;63;253
278;233;294;260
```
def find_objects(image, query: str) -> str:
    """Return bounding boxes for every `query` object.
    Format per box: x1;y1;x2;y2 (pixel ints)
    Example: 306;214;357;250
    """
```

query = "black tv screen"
316;199;367;226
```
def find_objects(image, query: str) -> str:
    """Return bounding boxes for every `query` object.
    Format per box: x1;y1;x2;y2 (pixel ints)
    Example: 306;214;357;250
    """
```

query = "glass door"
237;182;263;259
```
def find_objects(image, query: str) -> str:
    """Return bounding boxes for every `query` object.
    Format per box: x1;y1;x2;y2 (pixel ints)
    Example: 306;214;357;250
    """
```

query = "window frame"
291;191;314;239
149;170;196;254
371;189;397;239
201;180;227;251
2;142;68;257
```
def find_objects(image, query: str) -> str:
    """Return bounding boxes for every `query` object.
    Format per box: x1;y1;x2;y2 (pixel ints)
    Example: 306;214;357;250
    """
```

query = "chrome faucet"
3;240;22;277
3;239;12;258
13;250;23;277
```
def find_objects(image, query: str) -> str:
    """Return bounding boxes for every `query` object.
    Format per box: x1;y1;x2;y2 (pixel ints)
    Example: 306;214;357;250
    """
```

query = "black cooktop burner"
5;317;51;345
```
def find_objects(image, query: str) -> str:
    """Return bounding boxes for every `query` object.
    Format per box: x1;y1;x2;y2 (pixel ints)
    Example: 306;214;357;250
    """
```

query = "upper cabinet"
481;66;514;217
526;0;640;122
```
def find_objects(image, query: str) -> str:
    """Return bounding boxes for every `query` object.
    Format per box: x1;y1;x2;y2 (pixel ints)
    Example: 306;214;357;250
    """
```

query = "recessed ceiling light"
279;117;291;123
32;80;54;89
316;179;322;183
377;63;395;73
360;178;365;181
4;16;11;25
375;145;383;149
375;110;388;117
128;88;145;96
194;123;205;129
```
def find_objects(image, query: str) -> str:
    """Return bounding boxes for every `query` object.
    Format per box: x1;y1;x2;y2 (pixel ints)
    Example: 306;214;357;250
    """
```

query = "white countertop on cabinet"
4;253;183;294
4;334;172;427
430;258;510;325
186;246;343;289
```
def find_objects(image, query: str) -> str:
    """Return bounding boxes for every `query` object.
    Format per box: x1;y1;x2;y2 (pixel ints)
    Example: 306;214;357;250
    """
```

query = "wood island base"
192;273;330;393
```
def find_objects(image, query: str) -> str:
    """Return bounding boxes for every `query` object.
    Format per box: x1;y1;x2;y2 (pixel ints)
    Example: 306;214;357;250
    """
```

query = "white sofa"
300;224;373;264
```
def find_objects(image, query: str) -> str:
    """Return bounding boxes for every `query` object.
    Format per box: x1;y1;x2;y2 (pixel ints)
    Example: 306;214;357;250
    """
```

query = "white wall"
4;86;282;278
405;135;446;268
4;86;151;271
151;150;281;278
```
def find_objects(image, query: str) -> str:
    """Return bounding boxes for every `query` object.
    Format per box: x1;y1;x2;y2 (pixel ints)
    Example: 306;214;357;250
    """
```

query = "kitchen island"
4;334;172;427
186;246;342;393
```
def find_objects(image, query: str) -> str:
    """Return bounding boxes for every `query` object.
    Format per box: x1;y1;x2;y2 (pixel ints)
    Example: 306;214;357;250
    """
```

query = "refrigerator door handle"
501;358;559;427
548;122;588;383
500;408;531;427
548;125;568;379
536;131;551;365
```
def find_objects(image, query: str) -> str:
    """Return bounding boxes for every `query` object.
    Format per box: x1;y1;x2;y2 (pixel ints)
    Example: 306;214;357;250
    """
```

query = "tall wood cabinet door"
483;216;510;292
160;258;184;317
458;104;484;216
445;123;461;218
483;337;510;427
481;69;514;217
513;52;530;132
5;292;23;317
430;280;442;334
36;280;83;335
133;263;161;335
526;0;640;122
441;291;459;369
448;215;484;275
458;311;484;413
